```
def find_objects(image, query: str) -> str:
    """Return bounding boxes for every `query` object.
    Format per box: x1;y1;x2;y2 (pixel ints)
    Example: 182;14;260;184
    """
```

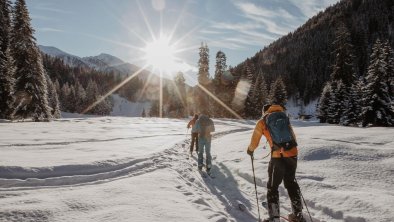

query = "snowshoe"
262;217;280;222
288;213;306;222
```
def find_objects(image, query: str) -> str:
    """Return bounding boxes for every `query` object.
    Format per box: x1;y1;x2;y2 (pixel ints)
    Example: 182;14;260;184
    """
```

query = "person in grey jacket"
194;111;215;173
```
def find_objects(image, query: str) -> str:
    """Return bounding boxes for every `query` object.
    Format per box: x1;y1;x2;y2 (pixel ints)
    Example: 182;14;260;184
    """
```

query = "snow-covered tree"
46;74;60;118
244;64;256;118
327;80;347;124
198;42;210;85
317;82;332;123
254;69;269;117
341;79;362;126
11;0;50;121
361;39;394;127
214;50;227;86
0;0;14;119
269;76;287;107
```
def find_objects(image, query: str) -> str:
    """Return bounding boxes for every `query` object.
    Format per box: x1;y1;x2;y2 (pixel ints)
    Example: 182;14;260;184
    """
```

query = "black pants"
267;157;303;216
190;133;199;153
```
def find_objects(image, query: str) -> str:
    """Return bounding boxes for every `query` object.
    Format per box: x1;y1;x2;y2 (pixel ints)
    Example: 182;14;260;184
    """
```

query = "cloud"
37;27;64;33
288;0;339;18
233;2;300;35
35;6;72;14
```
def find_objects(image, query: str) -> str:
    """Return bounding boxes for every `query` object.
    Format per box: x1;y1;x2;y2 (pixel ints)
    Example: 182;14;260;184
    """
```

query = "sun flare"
143;36;178;73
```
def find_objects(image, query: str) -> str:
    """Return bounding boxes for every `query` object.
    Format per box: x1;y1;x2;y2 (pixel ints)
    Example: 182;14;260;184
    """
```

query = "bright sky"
27;0;339;84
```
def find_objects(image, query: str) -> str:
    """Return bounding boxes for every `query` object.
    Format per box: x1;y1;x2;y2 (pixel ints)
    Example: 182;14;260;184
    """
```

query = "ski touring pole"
251;155;261;222
295;178;313;222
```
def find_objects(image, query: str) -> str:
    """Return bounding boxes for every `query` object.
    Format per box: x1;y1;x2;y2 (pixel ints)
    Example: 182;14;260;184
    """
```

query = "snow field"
0;117;393;222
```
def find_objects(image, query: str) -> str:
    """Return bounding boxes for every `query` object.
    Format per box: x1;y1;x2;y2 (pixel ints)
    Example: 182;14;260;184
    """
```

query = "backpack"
198;115;214;138
264;112;297;151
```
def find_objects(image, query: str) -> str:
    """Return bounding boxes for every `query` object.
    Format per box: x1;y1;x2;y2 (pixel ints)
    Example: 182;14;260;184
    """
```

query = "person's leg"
266;158;285;220
198;137;205;169
205;139;212;171
283;157;304;220
190;133;195;153
195;134;199;154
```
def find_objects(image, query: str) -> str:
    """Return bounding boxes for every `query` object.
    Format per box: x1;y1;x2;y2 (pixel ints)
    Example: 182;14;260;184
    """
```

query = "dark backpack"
198;115;214;138
264;112;297;151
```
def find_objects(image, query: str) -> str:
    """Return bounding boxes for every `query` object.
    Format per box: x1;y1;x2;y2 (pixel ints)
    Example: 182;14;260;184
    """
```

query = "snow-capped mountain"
39;45;142;76
39;45;90;68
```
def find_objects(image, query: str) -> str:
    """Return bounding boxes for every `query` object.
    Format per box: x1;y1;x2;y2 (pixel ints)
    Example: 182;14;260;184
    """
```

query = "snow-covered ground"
0;117;393;222
110;94;151;117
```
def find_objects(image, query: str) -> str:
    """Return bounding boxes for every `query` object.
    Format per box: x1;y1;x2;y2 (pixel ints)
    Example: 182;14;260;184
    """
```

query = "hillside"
233;0;394;104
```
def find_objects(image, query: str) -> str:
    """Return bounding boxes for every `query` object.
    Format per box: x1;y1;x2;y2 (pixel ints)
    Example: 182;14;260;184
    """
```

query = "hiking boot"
288;213;306;222
206;167;211;174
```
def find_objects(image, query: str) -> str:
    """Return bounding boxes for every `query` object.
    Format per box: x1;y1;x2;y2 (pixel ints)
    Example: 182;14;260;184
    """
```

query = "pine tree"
196;42;210;114
254;68;269;117
244;64;256;118
341;79;362;126
317;82;332;123
141;108;146;117
0;0;14;119
331;23;357;87
198;42;210;85
361;39;394;127
46;74;60;118
214;50;227;86
382;40;394;110
11;0;50;121
327;80;346;124
60;83;70;111
174;72;187;117
269;76;287;106
149;100;160;117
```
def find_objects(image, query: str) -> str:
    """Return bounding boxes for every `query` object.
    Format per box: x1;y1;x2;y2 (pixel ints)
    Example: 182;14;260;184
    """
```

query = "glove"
247;148;254;157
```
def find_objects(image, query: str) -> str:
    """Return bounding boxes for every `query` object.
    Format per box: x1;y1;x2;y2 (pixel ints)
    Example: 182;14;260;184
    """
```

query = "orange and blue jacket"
247;105;298;158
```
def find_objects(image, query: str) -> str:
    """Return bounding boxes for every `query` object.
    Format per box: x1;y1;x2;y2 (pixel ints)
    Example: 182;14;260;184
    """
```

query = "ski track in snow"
0;118;393;222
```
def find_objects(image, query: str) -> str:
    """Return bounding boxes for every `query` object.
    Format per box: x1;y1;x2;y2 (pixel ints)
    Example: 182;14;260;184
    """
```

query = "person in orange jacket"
247;104;306;222
187;114;199;155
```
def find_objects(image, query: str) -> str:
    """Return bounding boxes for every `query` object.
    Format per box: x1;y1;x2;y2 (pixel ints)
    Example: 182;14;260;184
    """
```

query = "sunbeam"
82;65;149;114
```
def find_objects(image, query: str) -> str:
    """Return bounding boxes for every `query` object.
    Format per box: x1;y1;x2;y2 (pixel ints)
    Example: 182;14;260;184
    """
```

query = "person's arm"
194;119;200;133
187;120;192;128
209;119;215;132
248;120;265;152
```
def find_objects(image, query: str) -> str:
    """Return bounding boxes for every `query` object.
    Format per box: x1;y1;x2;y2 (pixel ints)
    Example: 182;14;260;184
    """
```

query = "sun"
143;36;178;74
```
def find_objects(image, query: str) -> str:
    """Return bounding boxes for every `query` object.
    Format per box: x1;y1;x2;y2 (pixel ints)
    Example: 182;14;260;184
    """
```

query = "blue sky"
27;0;339;83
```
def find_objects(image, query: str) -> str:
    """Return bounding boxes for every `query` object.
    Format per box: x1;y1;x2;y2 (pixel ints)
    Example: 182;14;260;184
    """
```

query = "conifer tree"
341;79;362;126
196;42;210;114
149;100;160;117
361;39;394;126
317;82;332;123
244;64;256;118
254;69;269;117
269;76;287;107
331;23;357;87
173;72;186;117
46;74;60;118
141;108;146;117
327;80;346;124
0;0;14;119
382;40;394;107
214;51;227;86
198;42;210;85
11;0;50;121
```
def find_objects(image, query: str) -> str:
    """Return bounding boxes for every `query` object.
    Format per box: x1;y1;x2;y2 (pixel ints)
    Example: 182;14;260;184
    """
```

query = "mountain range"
39;45;153;81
